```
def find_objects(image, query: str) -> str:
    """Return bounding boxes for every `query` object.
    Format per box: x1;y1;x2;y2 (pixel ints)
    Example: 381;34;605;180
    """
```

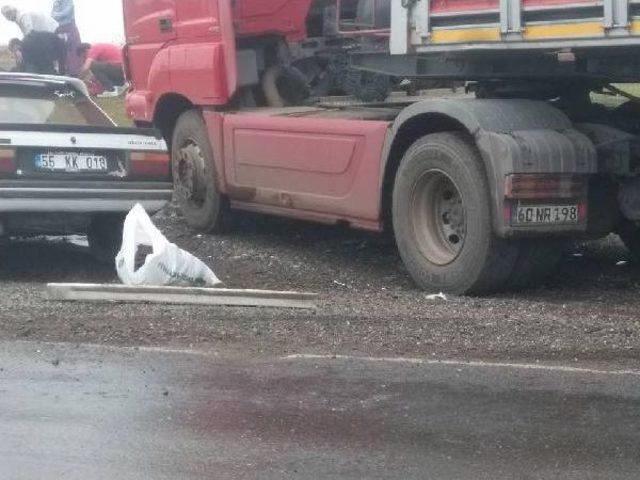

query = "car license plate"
514;204;579;225
35;153;108;172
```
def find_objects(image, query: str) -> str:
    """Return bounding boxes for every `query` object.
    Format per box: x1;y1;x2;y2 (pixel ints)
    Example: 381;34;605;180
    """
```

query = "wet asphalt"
1;341;638;480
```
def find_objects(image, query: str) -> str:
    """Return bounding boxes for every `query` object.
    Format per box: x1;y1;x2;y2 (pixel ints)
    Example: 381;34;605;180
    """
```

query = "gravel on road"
0;209;639;365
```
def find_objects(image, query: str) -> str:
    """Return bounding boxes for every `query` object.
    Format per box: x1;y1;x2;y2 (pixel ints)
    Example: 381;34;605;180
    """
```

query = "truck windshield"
0;81;114;127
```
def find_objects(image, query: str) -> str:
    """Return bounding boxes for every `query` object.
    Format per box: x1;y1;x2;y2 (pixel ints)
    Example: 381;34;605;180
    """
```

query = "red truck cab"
123;0;602;294
124;0;313;119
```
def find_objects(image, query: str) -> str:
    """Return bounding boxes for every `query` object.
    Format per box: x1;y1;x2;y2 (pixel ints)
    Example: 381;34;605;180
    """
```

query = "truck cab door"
123;0;177;92
170;0;237;104
175;0;217;38
124;0;177;44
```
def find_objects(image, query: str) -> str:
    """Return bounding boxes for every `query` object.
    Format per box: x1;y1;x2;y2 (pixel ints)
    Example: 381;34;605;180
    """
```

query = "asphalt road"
1;341;638;480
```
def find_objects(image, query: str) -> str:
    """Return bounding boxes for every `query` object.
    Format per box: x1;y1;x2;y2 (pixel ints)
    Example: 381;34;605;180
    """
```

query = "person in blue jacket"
52;0;82;76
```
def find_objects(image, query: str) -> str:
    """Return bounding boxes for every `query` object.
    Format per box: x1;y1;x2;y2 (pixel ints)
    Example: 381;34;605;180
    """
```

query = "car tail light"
0;148;16;174
129;151;170;178
504;174;587;200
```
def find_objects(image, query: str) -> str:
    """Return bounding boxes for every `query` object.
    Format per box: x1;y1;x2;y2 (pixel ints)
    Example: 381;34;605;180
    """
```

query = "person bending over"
9;32;65;75
2;5;58;35
77;43;125;95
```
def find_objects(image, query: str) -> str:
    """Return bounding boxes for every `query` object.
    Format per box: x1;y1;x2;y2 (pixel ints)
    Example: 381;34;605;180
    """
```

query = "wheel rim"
410;169;467;266
175;139;207;208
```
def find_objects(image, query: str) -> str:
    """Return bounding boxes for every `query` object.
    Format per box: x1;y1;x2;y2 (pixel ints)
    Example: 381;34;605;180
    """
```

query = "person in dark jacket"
9;32;65;75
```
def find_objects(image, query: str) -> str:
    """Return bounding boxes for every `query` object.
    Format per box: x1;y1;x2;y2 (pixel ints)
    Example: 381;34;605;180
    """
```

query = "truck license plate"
35;153;108;172
514;205;579;225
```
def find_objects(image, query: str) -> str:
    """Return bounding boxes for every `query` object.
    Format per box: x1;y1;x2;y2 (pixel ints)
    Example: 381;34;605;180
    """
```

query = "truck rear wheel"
392;132;518;295
171;110;230;233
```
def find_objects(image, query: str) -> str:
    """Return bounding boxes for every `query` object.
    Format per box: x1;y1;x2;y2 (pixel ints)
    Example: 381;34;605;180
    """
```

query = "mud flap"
476;127;597;236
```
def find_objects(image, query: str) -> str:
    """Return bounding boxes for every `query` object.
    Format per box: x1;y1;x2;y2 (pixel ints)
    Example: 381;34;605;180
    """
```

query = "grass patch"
591;83;640;109
94;96;133;127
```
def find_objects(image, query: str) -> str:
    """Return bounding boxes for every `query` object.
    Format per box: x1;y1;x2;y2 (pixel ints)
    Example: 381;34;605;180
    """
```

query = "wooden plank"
47;283;318;310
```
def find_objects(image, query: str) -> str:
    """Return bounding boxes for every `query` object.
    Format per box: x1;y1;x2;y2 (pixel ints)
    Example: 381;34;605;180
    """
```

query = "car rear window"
0;81;114;127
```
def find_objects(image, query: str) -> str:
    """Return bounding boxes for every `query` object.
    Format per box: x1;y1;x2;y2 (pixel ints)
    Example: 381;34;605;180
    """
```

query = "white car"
0;72;172;260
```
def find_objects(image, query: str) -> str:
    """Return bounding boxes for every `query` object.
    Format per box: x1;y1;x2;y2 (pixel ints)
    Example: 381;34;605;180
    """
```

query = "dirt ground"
0;207;639;365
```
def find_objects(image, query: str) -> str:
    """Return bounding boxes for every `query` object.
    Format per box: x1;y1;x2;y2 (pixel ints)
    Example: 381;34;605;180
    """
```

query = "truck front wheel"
171;110;230;233
392;132;518;295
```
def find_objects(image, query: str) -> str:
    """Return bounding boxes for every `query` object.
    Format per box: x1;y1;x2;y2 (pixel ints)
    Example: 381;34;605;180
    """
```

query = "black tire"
262;65;310;107
87;213;125;264
171;110;231;233
506;240;565;290
392;132;518;295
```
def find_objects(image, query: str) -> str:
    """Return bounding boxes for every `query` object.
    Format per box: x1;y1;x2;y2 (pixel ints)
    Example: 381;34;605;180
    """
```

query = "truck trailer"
123;0;640;294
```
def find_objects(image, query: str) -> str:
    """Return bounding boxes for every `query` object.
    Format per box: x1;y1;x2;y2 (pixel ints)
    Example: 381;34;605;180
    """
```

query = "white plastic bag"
115;204;222;287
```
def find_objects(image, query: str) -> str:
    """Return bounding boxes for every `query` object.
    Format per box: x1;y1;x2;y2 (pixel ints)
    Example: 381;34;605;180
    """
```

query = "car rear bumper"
0;180;173;213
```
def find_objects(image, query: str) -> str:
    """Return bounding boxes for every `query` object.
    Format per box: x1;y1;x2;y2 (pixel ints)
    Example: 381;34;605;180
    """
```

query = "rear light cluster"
503;174;589;226
128;151;171;179
504;174;587;200
0;148;16;174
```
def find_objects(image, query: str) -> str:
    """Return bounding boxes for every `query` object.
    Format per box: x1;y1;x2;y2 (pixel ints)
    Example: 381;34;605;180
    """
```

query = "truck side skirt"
213;111;390;231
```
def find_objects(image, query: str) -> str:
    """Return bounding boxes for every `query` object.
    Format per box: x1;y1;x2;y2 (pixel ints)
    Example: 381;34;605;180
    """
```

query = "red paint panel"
123;0;177;107
233;0;313;40
170;42;228;104
125;0;236;118
125;47;171;123
219;0;237;103
175;0;220;39
234;130;357;175
170;0;237;103
223;112;390;222
124;0;177;45
230;126;366;197
431;0;498;13
238;0;299;17
522;0;599;7
430;0;597;13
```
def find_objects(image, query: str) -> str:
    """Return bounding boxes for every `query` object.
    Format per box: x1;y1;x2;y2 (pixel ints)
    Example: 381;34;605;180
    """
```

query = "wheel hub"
437;187;466;249
176;140;207;206
410;170;467;266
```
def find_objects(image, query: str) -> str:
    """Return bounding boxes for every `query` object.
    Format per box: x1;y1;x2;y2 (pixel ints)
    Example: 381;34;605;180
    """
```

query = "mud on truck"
123;0;640;294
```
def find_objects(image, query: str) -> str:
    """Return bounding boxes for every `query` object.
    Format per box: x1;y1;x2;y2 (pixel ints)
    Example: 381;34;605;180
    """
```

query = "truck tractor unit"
123;0;640;294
